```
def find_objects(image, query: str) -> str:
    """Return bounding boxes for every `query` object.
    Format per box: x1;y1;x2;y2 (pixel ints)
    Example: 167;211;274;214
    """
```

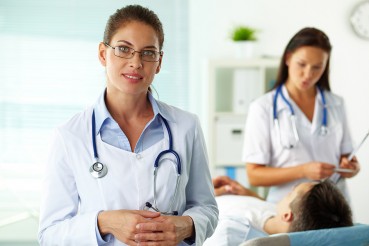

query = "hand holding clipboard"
335;130;368;174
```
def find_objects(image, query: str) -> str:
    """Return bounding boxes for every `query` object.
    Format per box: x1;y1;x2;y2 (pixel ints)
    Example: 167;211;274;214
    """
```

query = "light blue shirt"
93;90;165;244
94;90;164;153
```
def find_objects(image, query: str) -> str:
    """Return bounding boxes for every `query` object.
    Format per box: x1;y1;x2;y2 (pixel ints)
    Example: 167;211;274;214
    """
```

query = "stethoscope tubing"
273;84;327;148
90;110;181;214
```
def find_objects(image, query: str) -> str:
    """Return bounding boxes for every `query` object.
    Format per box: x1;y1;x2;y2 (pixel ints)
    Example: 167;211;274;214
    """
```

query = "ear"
282;210;294;223
155;52;163;74
98;42;107;67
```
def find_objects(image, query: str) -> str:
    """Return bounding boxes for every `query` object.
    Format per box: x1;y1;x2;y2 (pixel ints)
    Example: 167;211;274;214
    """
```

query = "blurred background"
0;0;368;244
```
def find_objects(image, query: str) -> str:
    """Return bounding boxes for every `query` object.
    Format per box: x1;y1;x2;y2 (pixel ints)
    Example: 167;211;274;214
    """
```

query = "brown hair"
289;180;353;232
273;27;332;91
103;5;164;50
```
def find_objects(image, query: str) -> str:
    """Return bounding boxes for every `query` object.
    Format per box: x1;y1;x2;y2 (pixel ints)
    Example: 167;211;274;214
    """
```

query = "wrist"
297;165;306;179
184;216;195;240
97;211;111;235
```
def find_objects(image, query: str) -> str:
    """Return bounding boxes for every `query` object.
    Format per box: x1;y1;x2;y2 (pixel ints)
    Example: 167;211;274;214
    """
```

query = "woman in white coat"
38;5;218;246
243;27;360;203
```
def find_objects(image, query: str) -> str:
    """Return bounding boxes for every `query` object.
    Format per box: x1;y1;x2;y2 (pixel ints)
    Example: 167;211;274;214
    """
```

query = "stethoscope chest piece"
89;162;108;178
320;125;328;136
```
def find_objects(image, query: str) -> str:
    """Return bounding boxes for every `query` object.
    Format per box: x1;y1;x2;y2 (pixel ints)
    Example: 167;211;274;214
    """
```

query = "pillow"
288;224;369;246
240;224;369;246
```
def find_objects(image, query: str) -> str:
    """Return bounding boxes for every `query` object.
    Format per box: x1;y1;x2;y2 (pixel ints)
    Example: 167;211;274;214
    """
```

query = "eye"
117;46;131;53
141;50;156;57
297;62;305;67
312;65;322;71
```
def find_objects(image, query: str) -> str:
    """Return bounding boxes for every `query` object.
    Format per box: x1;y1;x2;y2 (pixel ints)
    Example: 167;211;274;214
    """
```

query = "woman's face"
285;46;328;91
98;21;162;97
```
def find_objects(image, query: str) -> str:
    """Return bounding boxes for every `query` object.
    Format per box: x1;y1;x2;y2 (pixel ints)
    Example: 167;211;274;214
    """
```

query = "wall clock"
350;0;369;40
350;1;369;39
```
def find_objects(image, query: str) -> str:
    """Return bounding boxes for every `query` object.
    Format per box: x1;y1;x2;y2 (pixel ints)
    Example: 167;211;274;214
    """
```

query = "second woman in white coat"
243;27;360;203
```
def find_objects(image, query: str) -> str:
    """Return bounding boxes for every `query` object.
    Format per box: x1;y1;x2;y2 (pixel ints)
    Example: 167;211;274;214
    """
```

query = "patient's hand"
212;176;261;199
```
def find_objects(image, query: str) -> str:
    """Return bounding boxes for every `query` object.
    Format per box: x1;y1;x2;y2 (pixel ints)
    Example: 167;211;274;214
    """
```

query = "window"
0;0;188;242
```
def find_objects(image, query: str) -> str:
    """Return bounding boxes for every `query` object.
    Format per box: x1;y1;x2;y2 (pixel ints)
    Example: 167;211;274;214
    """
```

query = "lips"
122;73;143;81
301;81;311;87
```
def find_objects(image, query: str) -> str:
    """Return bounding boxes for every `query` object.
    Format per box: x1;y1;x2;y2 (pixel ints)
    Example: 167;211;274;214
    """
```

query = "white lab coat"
38;101;218;245
242;85;353;203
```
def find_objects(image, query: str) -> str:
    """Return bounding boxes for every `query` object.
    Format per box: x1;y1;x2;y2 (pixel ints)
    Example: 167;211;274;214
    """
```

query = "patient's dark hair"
289;180;353;232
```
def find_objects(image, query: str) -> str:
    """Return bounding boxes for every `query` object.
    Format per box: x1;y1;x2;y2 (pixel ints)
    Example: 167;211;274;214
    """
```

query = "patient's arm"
213;176;262;199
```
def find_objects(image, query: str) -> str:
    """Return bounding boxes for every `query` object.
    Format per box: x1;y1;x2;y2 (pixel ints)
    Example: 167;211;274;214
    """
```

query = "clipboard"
334;130;369;173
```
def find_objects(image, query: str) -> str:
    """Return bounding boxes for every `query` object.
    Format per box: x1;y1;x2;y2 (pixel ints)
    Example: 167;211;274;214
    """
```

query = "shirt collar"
148;92;176;123
93;89;176;135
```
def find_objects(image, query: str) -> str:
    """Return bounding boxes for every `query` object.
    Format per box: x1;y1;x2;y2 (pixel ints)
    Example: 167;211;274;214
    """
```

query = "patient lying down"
208;177;352;243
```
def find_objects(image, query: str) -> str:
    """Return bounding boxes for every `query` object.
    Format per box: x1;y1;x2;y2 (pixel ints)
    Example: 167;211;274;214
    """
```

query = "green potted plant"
231;26;257;42
230;25;258;58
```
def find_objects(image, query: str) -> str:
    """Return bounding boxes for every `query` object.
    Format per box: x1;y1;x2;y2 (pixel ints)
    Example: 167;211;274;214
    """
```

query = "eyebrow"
116;40;158;50
296;58;324;66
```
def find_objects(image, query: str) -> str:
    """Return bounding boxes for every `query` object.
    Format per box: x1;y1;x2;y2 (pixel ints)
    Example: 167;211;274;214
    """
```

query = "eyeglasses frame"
103;42;163;62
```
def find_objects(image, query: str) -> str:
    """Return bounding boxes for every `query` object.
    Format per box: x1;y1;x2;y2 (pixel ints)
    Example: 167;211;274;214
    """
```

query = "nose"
304;67;315;79
129;51;143;69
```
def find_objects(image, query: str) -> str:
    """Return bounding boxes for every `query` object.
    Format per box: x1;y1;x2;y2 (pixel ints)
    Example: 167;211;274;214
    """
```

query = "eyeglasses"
104;42;162;62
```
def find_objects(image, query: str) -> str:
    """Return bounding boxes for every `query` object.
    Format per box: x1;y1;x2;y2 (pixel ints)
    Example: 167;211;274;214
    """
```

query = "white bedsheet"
204;195;275;246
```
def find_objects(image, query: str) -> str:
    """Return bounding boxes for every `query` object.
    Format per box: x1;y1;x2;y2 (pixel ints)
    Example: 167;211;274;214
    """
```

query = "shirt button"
136;154;142;159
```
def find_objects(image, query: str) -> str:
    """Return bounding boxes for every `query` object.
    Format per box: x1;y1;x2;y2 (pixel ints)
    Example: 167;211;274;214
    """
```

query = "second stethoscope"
273;84;328;149
89;110;181;215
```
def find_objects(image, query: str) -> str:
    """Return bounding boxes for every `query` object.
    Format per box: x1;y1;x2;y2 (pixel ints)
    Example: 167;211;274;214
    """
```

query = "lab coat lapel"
311;93;322;134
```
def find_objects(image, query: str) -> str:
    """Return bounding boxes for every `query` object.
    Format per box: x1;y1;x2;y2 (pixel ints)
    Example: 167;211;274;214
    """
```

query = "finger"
215;186;230;196
321;163;336;170
135;231;165;242
340;157;349;166
135;241;169;246
134;210;161;219
137;221;172;232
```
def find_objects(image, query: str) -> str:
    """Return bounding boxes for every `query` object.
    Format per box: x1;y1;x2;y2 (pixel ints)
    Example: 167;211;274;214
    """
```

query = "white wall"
189;0;369;224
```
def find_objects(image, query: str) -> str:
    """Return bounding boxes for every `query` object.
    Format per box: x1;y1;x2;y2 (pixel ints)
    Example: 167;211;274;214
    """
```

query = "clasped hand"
98;210;194;246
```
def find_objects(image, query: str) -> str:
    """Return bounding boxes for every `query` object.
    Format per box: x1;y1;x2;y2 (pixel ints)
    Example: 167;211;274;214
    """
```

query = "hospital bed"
205;195;369;246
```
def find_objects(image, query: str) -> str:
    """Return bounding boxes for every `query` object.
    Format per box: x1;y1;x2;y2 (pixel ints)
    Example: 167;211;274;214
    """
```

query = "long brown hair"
273;27;332;91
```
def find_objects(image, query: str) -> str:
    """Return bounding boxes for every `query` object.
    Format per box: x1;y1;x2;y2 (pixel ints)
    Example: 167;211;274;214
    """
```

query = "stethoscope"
273;84;328;149
89;110;181;215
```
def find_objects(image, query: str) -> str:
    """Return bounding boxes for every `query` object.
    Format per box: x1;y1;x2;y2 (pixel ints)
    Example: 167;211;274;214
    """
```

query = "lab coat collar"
93;89;175;136
275;84;337;113
94;89;111;135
